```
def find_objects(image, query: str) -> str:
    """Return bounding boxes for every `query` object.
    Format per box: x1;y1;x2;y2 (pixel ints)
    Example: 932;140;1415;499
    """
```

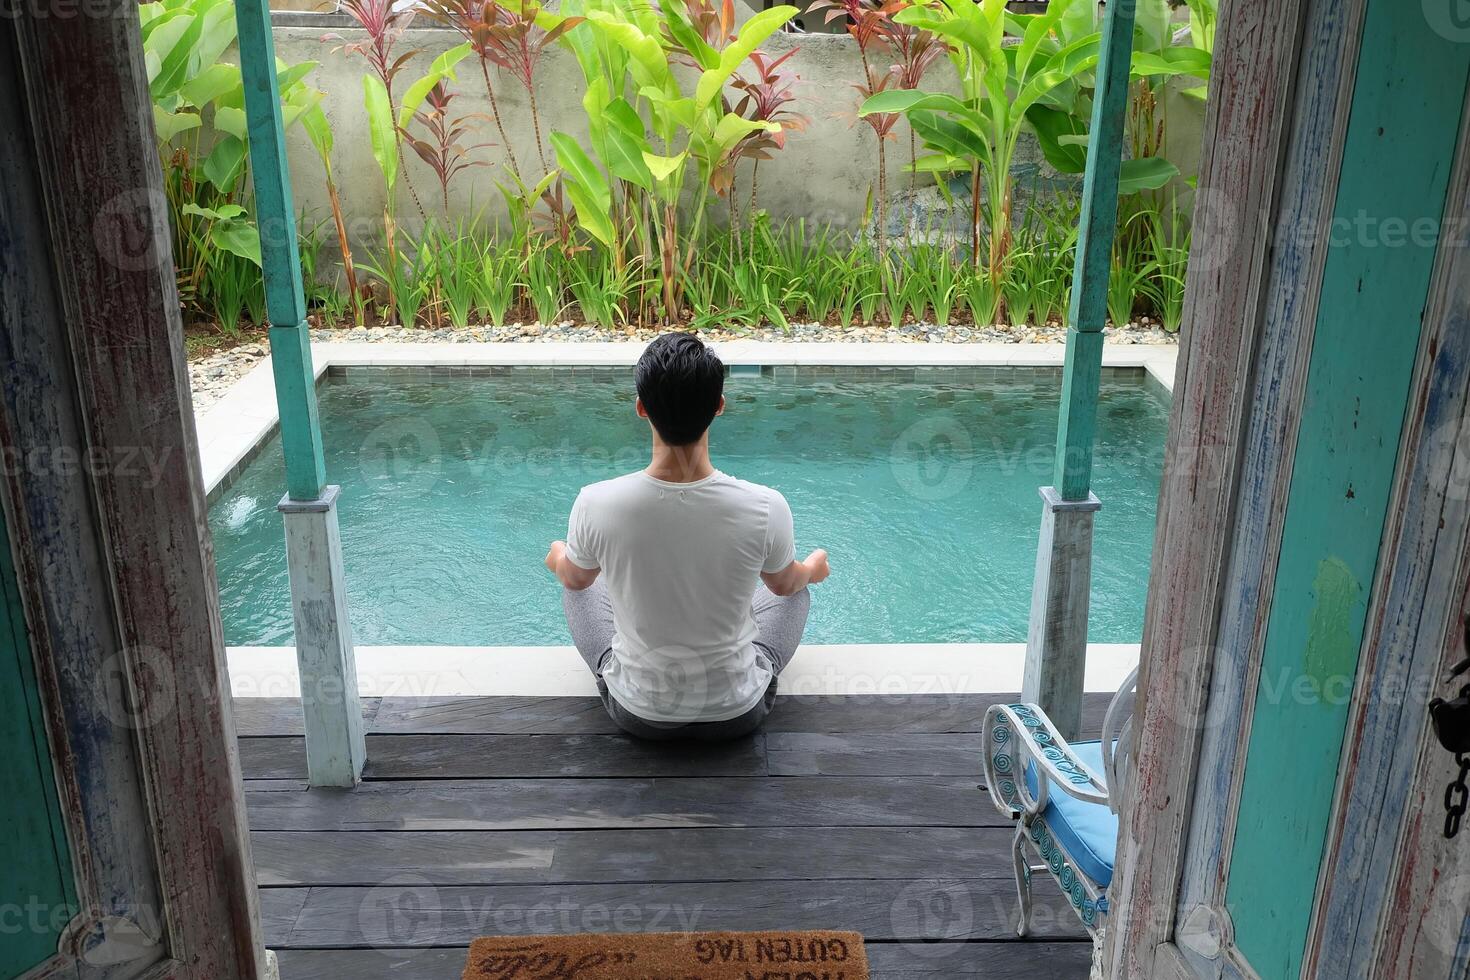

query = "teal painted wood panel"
1054;0;1135;500
234;0;303;329
0;513;76;975
235;0;326;500
1224;2;1470;976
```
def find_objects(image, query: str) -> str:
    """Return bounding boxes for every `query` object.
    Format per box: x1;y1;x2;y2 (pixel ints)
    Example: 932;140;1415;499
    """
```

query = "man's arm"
761;548;830;597
545;541;600;591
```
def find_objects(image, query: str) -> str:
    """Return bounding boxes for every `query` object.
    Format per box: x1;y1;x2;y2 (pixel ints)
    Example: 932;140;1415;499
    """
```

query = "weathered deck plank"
232;693;1113;737
767;733;985;776
239;729;1032;780
246;776;1004;831
239;733;770;779
248;694;1094;976
253;827;1012;887
261;879;1087;946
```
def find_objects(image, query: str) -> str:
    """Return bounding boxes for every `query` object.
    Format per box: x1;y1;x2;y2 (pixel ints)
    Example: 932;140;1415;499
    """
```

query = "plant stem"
729;186;742;259
876;135;887;254
480;59;523;185
970;164;981;270
909;126;917;192
527;80;550;177
400;152;430;227
659;203;679;323
324;172;361;322
749;158;761;227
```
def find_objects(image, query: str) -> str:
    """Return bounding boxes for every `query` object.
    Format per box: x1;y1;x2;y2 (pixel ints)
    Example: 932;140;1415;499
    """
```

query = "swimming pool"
209;367;1168;646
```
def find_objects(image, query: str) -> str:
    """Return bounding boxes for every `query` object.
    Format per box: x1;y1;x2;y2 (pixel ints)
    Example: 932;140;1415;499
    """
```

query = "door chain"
1445;752;1469;839
1428;614;1470;839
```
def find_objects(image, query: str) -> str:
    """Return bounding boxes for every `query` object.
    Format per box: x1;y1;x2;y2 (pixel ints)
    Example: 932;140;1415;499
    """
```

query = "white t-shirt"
564;470;796;723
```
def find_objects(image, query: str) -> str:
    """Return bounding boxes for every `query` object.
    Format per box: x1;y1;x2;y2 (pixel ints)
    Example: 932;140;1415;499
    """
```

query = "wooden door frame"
1101;0;1316;972
0;10;267;979
1163;0;1367;975
1106;0;1470;976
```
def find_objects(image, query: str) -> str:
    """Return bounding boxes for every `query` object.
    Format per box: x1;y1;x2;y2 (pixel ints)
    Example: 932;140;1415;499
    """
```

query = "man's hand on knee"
761;548;830;596
545;540;600;591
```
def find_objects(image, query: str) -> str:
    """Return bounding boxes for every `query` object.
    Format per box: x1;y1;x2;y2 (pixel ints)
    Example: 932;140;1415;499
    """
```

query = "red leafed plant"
886;18;946;187
330;0;420;99
332;0;430;220
808;0;904;250
727;48;808;239
421;0;525;183
475;0;583;178
850;66;903;251
405;81;493;211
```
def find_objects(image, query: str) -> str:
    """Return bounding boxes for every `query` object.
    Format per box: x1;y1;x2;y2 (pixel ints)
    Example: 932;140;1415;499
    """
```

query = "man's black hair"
635;332;725;446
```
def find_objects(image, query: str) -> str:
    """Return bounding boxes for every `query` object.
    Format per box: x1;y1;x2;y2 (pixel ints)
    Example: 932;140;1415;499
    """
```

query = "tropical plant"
552;2;799;320
420;0;535;182
332;0;419;98
860;0;1102;302
141;0;319;325
811;0;902;250
886;16;947;190
1139;196;1190;332
333;0;432;221
524;241;568;323
1107;212;1155;328
301;103;361;320
476;0;584;177
729;49;808;248
474;240;521;325
405;80;492;211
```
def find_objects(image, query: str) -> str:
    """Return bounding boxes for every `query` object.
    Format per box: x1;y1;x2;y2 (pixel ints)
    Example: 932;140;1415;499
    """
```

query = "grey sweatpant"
562;579;810;741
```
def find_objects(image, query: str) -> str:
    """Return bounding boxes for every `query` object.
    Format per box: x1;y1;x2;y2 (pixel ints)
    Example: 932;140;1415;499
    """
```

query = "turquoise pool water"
209;369;1168;646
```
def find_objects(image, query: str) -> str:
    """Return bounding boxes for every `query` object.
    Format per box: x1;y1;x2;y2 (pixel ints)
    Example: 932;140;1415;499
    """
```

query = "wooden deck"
235;693;1108;978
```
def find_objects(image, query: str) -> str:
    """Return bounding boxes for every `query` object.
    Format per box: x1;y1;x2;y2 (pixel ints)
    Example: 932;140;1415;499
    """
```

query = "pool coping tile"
227;641;1142;698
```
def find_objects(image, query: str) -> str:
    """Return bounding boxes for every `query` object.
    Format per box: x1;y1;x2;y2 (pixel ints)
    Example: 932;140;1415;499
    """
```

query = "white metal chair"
981;668;1138;942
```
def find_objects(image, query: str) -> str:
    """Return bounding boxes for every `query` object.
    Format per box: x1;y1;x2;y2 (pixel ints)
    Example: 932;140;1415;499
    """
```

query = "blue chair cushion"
1023;739;1118;889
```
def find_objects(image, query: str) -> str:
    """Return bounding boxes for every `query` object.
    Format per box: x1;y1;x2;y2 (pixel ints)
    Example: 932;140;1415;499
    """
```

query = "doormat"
463;930;869;979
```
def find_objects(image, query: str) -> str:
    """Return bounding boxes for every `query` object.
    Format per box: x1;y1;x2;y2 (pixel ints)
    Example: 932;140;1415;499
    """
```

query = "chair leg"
1011;824;1033;938
1089;930;1107;980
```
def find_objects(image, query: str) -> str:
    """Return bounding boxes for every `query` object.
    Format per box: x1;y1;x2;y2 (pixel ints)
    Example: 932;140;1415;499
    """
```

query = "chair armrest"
982;702;1110;819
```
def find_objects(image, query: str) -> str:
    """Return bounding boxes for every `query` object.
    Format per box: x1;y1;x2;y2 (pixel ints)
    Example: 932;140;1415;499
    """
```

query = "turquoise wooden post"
236;0;365;786
1022;0;1137;739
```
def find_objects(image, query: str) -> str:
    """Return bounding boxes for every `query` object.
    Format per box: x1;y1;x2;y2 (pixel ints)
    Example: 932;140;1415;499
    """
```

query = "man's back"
546;331;827;739
564;469;794;722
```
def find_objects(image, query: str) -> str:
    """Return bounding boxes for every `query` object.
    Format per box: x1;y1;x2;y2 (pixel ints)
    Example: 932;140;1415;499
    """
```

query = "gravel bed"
188;320;1177;411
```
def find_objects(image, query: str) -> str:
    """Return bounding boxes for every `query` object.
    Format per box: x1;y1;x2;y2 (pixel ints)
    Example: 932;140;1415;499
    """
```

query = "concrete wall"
269;12;1204;248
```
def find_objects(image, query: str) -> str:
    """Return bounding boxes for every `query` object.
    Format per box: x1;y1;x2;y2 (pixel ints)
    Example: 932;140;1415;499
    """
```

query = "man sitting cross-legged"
544;332;830;740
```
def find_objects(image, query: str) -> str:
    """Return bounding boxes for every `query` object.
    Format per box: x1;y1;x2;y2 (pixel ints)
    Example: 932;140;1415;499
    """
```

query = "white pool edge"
227;642;1142;699
204;341;1170;693
195;340;1177;497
